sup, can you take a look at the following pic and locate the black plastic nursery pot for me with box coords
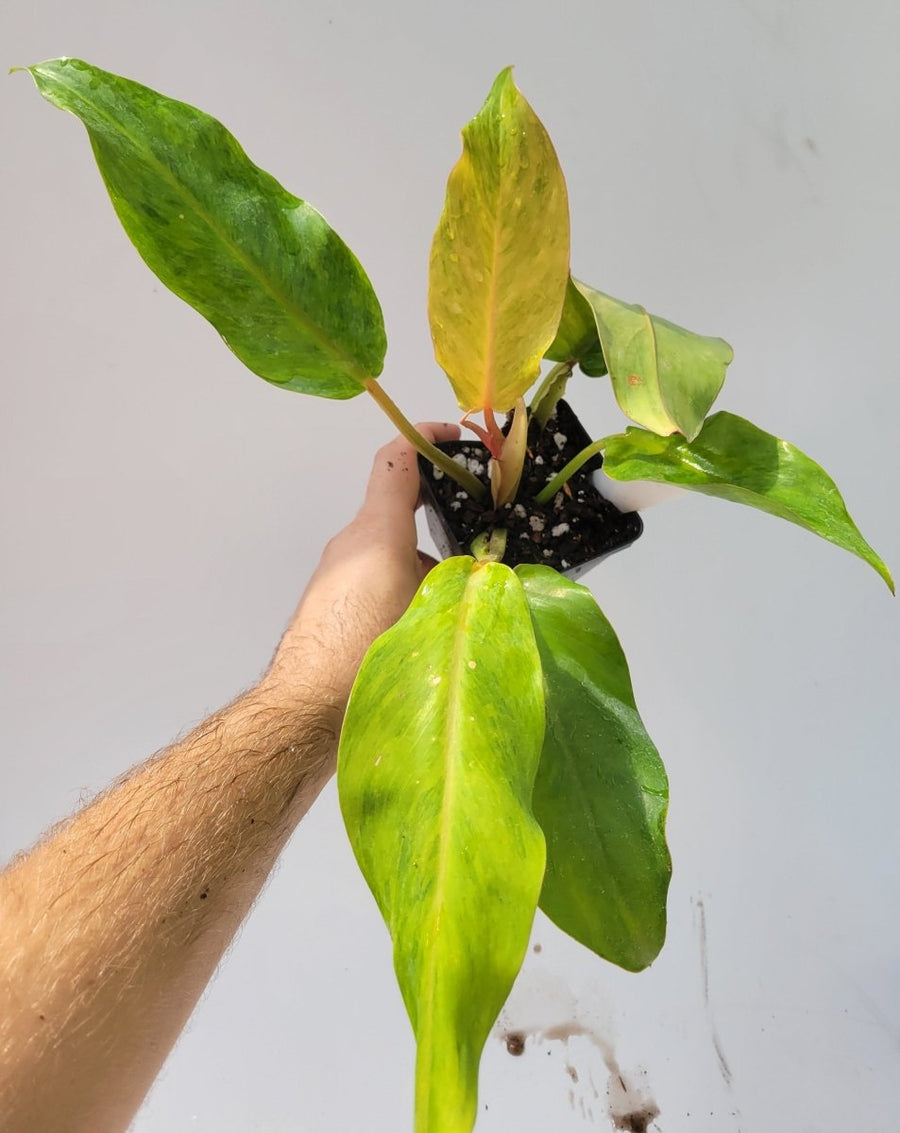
[418,400,643,580]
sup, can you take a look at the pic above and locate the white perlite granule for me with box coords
[553,432,567,450]
[529,515,545,532]
[432,468,444,480]
[551,522,570,537]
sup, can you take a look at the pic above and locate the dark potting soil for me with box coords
[418,400,642,578]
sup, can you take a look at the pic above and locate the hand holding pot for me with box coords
[263,421,460,725]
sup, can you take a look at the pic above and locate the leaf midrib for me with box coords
[418,569,476,1052]
[38,64,373,385]
[638,303,673,430]
[481,167,506,410]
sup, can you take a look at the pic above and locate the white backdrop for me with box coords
[2,2,898,1131]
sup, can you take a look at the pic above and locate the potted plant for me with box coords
[20,58,892,1133]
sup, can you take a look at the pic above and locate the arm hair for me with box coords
[0,678,338,1133]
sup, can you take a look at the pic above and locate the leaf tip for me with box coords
[859,539,894,594]
[483,65,518,110]
[14,58,66,86]
[677,423,702,444]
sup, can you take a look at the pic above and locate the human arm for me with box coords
[0,422,458,1133]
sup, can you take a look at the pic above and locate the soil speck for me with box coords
[505,1032,526,1056]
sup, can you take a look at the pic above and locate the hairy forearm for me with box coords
[0,675,339,1133]
[0,424,447,1133]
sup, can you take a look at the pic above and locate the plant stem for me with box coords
[363,379,488,501]
[529,360,573,429]
[470,528,508,563]
[533,434,621,505]
[481,406,506,457]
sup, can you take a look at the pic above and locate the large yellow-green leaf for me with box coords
[24,58,385,398]
[517,567,670,972]
[603,412,894,591]
[575,279,733,440]
[428,68,570,413]
[338,557,546,1133]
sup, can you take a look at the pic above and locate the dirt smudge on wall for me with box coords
[695,895,735,1089]
[499,1017,660,1130]
[494,950,660,1128]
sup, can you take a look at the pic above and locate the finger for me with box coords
[361,422,460,524]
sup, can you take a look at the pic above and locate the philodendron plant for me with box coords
[22,58,892,1133]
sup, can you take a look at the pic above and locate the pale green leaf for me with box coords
[575,280,733,440]
[338,557,546,1133]
[544,276,608,376]
[428,68,570,413]
[518,566,670,971]
[603,412,894,591]
[26,58,385,398]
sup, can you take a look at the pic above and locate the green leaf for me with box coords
[603,412,894,592]
[544,276,608,376]
[517,566,670,972]
[338,557,546,1133]
[428,68,570,413]
[575,280,734,440]
[25,57,385,398]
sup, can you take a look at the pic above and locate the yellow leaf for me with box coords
[428,69,570,413]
